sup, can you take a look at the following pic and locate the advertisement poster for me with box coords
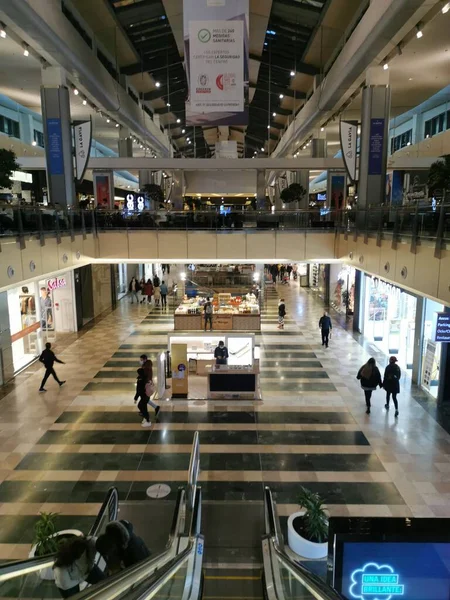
[340,120,358,182]
[368,118,385,175]
[184,0,249,125]
[46,118,64,176]
[93,172,113,208]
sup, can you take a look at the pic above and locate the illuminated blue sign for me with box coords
[349,563,404,600]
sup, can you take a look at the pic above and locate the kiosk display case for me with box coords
[174,293,260,331]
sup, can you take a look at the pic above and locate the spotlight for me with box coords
[267,125,270,129]
[23,44,29,57]
[383,62,389,70]
[155,81,161,88]
[82,99,87,105]
[182,129,185,133]
[73,88,79,95]
[443,2,450,13]
[0,23,6,38]
[106,118,110,123]
[416,25,423,38]
[261,147,264,152]
[279,94,284,99]
[32,140,37,146]
[320,127,324,132]
[115,123,120,128]
[177,118,181,123]
[272,112,276,117]
[290,70,295,77]
[167,102,171,107]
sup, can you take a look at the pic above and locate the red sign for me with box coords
[47,277,66,291]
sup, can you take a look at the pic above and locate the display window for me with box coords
[420,299,444,399]
[7,283,43,372]
[38,273,77,342]
[363,276,416,370]
[331,264,355,315]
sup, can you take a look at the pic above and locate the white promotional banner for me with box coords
[184,0,248,126]
[73,119,92,183]
[339,120,358,183]
[189,20,244,114]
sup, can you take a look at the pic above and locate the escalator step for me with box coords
[202,568,264,600]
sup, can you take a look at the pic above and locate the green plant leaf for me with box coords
[298,486,328,543]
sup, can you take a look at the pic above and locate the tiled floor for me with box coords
[0,277,450,559]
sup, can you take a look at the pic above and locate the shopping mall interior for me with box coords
[1,0,450,598]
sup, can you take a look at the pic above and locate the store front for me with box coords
[330,264,356,316]
[310,263,330,304]
[7,283,42,373]
[38,273,77,343]
[362,276,417,370]
[420,299,444,399]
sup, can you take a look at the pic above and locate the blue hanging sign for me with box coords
[46,118,64,175]
[435,312,450,342]
[368,118,385,175]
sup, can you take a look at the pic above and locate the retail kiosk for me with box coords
[174,293,260,331]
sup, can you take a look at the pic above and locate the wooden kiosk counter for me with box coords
[174,293,260,331]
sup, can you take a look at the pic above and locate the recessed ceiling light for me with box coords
[383,62,389,70]
[82,99,87,105]
[279,94,284,99]
[32,140,37,146]
[155,81,161,87]
[290,70,295,77]
[73,88,79,95]
[409,77,413,81]
[177,118,181,123]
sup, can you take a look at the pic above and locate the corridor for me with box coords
[0,280,449,559]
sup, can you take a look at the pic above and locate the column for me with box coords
[118,126,133,158]
[352,269,362,333]
[171,169,184,210]
[358,66,391,209]
[40,67,75,207]
[294,170,309,210]
[311,128,327,158]
[411,296,424,385]
[256,169,266,209]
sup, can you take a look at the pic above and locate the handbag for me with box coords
[145,380,155,397]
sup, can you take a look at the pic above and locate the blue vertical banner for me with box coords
[46,118,64,176]
[368,118,385,175]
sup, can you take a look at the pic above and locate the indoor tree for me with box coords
[280,182,307,205]
[142,183,165,206]
[428,155,450,200]
[0,149,20,189]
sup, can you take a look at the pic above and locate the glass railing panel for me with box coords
[153,563,188,600]
[276,556,317,600]
[0,564,61,599]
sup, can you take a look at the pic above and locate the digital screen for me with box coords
[210,373,255,392]
[339,542,450,600]
[220,205,231,215]
[317,193,327,201]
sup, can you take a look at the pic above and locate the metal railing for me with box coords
[263,486,345,600]
[1,205,450,245]
[187,431,200,510]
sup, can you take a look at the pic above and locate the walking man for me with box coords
[160,280,168,308]
[39,342,65,392]
[204,297,213,331]
[319,311,332,348]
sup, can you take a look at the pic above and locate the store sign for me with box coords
[125,193,146,212]
[74,119,92,183]
[350,563,404,599]
[340,120,358,183]
[47,277,67,291]
[435,312,450,342]
[184,0,248,125]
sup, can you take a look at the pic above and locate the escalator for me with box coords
[0,433,345,600]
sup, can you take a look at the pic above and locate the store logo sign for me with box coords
[349,563,404,600]
[47,277,67,291]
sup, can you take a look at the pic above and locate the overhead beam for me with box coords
[249,53,318,77]
[249,82,305,99]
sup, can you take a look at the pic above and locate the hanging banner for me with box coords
[339,120,358,183]
[93,171,114,208]
[368,118,385,175]
[73,119,92,183]
[184,0,249,126]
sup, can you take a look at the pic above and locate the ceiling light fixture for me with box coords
[272,112,276,117]
[106,118,110,123]
[290,70,295,77]
[267,125,270,129]
[155,81,161,88]
[22,44,29,57]
[383,62,389,70]
[416,25,423,38]
[261,147,264,152]
[115,123,120,128]
[182,129,185,133]
[73,88,79,95]
[320,127,324,132]
[82,99,87,105]
[167,102,171,107]
[0,23,6,38]
[32,140,37,146]
[177,118,181,123]
[279,94,284,99]
[443,2,450,13]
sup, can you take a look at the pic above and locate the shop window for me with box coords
[0,115,20,138]
[390,129,412,154]
[424,110,449,138]
[33,129,44,148]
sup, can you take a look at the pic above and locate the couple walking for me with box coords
[357,356,401,416]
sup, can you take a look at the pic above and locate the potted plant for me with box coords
[287,487,328,559]
[29,512,83,580]
[0,148,19,190]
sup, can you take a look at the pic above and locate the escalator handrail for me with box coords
[0,486,119,583]
[187,431,200,509]
[73,485,203,600]
[264,486,345,600]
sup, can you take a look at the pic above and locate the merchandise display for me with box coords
[174,292,260,331]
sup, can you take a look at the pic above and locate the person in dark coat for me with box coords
[357,357,382,414]
[278,299,286,329]
[96,520,150,574]
[39,342,65,392]
[319,311,332,348]
[383,356,401,417]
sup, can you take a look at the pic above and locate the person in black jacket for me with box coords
[39,342,65,392]
[96,520,150,574]
[278,299,286,329]
[319,311,332,348]
[357,357,382,414]
[383,356,401,417]
[134,368,151,427]
[214,341,229,365]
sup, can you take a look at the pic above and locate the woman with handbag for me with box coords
[140,355,160,418]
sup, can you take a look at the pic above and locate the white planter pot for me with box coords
[29,529,83,581]
[287,511,328,560]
